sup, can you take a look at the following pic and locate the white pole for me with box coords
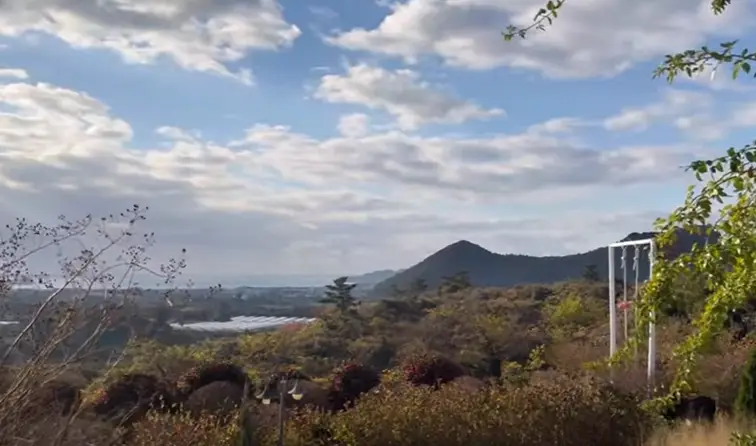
[647,241,656,397]
[608,246,617,358]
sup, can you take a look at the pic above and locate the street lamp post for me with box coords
[256,375,304,446]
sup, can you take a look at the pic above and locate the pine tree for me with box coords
[320,276,358,313]
[735,347,756,416]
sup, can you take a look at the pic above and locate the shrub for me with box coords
[544,293,605,339]
[88,373,174,426]
[401,353,465,388]
[127,411,240,446]
[287,373,651,446]
[175,362,250,400]
[735,347,756,417]
[21,379,81,419]
[183,381,246,421]
[327,362,381,411]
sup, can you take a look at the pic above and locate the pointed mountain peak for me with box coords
[438,240,491,255]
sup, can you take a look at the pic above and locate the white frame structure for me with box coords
[608,238,656,396]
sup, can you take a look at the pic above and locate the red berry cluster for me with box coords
[402,354,464,388]
[92,387,109,406]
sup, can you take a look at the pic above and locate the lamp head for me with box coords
[288,379,304,401]
[255,380,276,403]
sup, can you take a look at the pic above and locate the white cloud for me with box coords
[527,117,587,134]
[338,113,370,137]
[233,126,702,201]
[0,78,703,281]
[603,89,725,138]
[309,6,339,20]
[314,63,504,130]
[602,87,756,141]
[0,0,301,84]
[0,68,28,80]
[326,0,754,79]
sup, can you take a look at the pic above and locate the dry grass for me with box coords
[646,417,747,446]
[128,412,240,446]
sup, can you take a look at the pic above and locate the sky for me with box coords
[0,0,754,287]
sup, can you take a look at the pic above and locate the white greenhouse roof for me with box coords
[169,315,316,333]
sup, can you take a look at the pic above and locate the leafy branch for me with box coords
[502,0,564,41]
[504,0,756,409]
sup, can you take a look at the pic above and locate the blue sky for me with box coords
[0,0,753,286]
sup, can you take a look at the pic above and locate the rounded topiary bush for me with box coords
[327,362,381,411]
[402,353,465,389]
[89,373,174,426]
[175,362,250,401]
[183,380,246,421]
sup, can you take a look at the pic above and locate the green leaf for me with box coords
[733,176,745,191]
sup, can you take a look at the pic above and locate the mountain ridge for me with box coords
[372,228,716,295]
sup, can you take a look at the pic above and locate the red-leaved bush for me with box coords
[328,362,381,411]
[402,353,465,389]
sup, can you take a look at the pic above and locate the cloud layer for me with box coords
[0,0,751,284]
[0,77,695,281]
[328,0,754,78]
[0,0,301,83]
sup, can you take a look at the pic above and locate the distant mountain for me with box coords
[372,229,716,296]
[348,269,400,286]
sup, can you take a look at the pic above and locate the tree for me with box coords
[0,206,187,441]
[389,278,428,299]
[408,278,429,295]
[321,276,358,313]
[505,0,756,399]
[441,271,472,293]
[735,347,756,417]
[582,264,600,282]
[545,294,604,339]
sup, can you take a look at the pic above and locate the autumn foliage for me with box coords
[402,353,465,388]
[327,362,381,411]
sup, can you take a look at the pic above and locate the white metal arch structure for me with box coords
[608,238,656,396]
